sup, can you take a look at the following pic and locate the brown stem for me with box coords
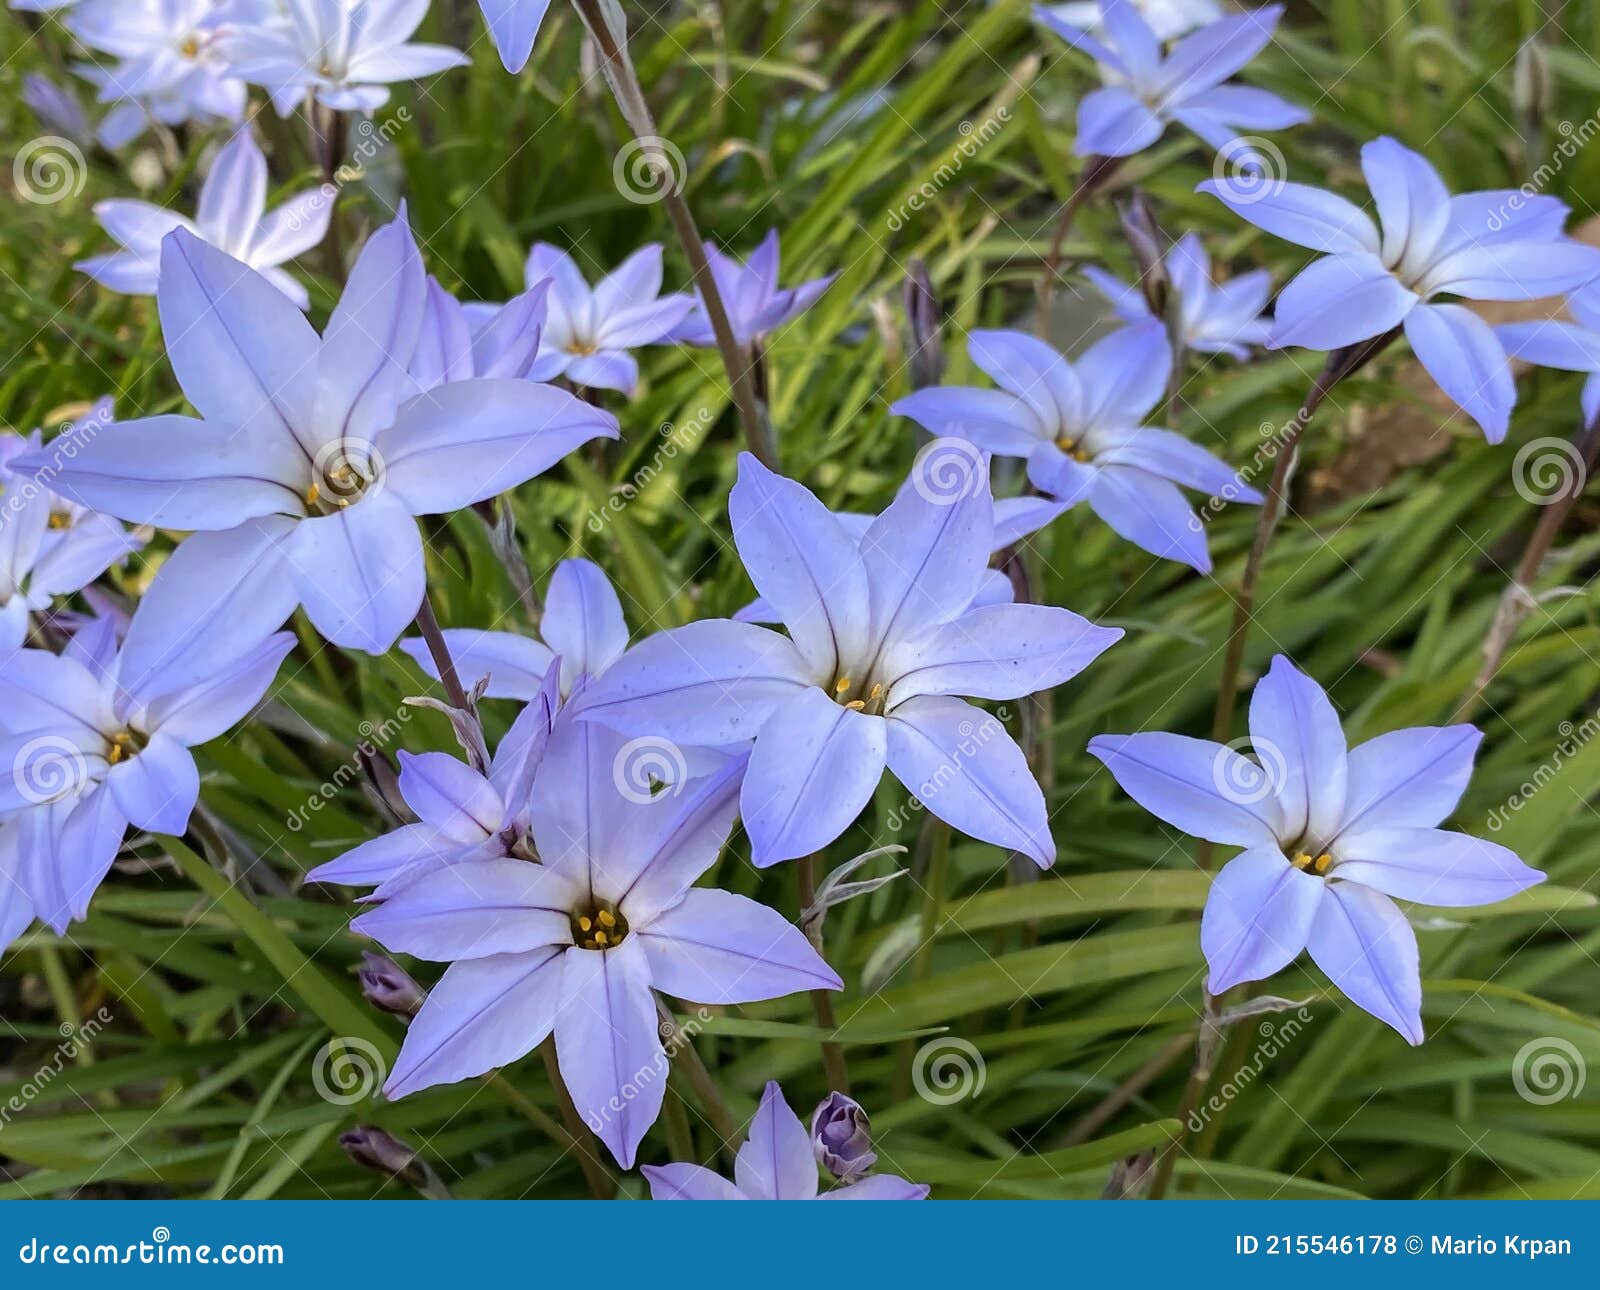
[1202,330,1400,836]
[654,999,741,1162]
[413,592,471,713]
[1058,1031,1195,1148]
[1036,153,1118,335]
[1457,411,1600,719]
[1147,993,1223,1199]
[535,1042,616,1198]
[796,852,851,1092]
[570,0,778,469]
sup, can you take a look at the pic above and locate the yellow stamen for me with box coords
[48,511,72,531]
[868,683,883,700]
[835,677,853,694]
[1291,851,1333,876]
[577,916,592,932]
[597,909,615,928]
[305,481,320,508]
[844,699,866,711]
[594,930,608,946]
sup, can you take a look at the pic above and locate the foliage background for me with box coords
[2,0,1600,1199]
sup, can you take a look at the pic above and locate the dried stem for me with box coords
[1036,153,1118,334]
[413,592,472,714]
[570,0,777,468]
[1457,411,1600,719]
[796,852,852,1092]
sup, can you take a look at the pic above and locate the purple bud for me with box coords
[903,258,945,391]
[1116,193,1168,317]
[358,952,425,1019]
[340,1126,428,1188]
[810,1092,877,1182]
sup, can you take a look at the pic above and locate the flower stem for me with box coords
[655,999,741,1161]
[1457,410,1600,720]
[413,592,472,713]
[1202,330,1400,834]
[1036,153,1118,335]
[569,0,778,470]
[532,1042,616,1198]
[796,852,852,1093]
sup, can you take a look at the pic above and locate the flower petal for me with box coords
[1075,85,1163,157]
[1246,655,1347,846]
[1087,731,1283,848]
[1085,465,1212,571]
[734,1081,818,1200]
[400,629,556,700]
[1361,136,1451,276]
[554,937,664,1168]
[543,558,629,689]
[1195,179,1380,256]
[1332,827,1543,908]
[106,732,199,835]
[288,491,424,654]
[743,687,887,867]
[641,1163,747,1201]
[396,750,502,842]
[890,387,1043,456]
[477,0,552,73]
[1305,882,1422,1044]
[1403,303,1514,442]
[577,621,813,747]
[1335,724,1481,839]
[353,858,574,961]
[885,695,1053,867]
[884,602,1122,706]
[1201,846,1324,993]
[385,949,565,1098]
[641,887,841,1003]
[379,379,617,513]
[729,453,871,679]
[967,330,1082,437]
[1270,252,1417,351]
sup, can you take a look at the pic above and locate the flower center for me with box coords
[306,448,381,515]
[1053,435,1092,463]
[570,901,628,950]
[1289,850,1333,878]
[47,510,73,531]
[830,675,886,716]
[564,339,599,356]
[180,35,201,59]
[105,729,147,766]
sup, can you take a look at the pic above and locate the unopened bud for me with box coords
[358,953,425,1019]
[810,1092,877,1182]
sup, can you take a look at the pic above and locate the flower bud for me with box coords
[810,1092,876,1182]
[357,952,425,1020]
[339,1126,429,1189]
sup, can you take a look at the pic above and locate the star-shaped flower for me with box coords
[1037,0,1307,157]
[353,749,841,1167]
[1201,135,1600,441]
[518,243,691,396]
[577,452,1122,867]
[77,129,330,305]
[643,1082,928,1200]
[1087,655,1544,1042]
[222,0,468,113]
[0,614,294,944]
[16,214,617,670]
[669,230,835,349]
[892,323,1261,572]
[1496,282,1600,424]
[1082,232,1273,358]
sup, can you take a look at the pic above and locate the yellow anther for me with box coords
[305,481,321,508]
[48,511,72,531]
[868,683,883,699]
[844,700,866,711]
[594,930,608,946]
[597,909,616,928]
[577,916,592,932]
[107,743,124,765]
[835,677,853,694]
